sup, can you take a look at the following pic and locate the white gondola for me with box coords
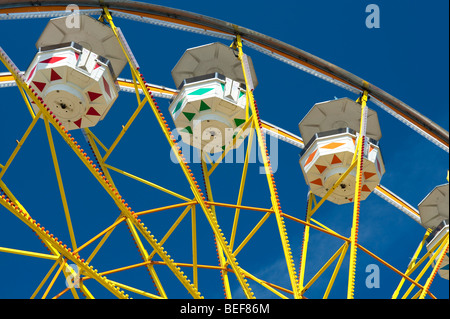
[298,97,385,205]
[419,183,449,280]
[169,42,257,153]
[24,15,127,130]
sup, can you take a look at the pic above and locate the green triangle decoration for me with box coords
[239,90,245,99]
[172,99,184,114]
[188,88,214,96]
[181,126,193,134]
[199,100,211,111]
[234,118,246,127]
[182,112,196,121]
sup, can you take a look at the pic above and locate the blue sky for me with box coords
[0,0,448,299]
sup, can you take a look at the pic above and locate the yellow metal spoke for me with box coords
[44,117,77,250]
[191,205,198,290]
[201,155,232,298]
[230,122,255,251]
[233,212,271,257]
[323,242,349,299]
[392,230,431,299]
[235,34,299,298]
[347,91,369,299]
[0,110,42,179]
[301,243,349,296]
[298,193,313,293]
[31,257,62,299]
[104,163,191,202]
[0,246,58,260]
[419,238,448,299]
[102,7,253,298]
[102,95,148,162]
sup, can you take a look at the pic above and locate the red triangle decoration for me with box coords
[87,91,102,102]
[32,81,46,92]
[40,56,66,64]
[94,63,101,70]
[310,178,323,186]
[74,118,82,128]
[50,69,62,81]
[86,107,101,116]
[74,52,79,61]
[361,185,371,192]
[103,77,111,98]
[27,65,37,81]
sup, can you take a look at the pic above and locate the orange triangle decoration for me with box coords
[322,142,345,149]
[331,155,342,164]
[305,149,317,166]
[310,178,323,186]
[361,185,371,192]
[363,172,376,180]
[315,164,327,174]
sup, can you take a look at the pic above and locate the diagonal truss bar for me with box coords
[0,109,41,179]
[44,118,77,250]
[1,45,202,299]
[102,7,255,299]
[235,35,300,299]
[0,188,128,298]
[200,154,232,299]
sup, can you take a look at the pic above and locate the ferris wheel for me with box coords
[0,1,448,301]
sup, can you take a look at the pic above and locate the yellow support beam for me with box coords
[0,110,41,179]
[230,122,255,251]
[301,243,349,295]
[298,193,313,293]
[324,242,349,299]
[191,205,198,290]
[233,212,271,257]
[102,95,148,162]
[347,90,369,299]
[103,163,191,202]
[0,246,58,260]
[392,230,431,299]
[419,236,448,299]
[201,155,232,299]
[44,117,77,250]
[235,34,299,299]
[102,7,253,299]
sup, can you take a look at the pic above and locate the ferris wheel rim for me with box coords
[0,1,446,300]
[0,0,448,151]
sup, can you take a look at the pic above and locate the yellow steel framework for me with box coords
[0,7,447,299]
